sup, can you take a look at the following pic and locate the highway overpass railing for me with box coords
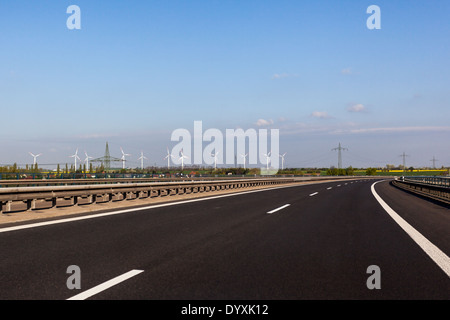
[392,176,450,205]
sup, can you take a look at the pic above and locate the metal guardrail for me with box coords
[0,175,375,188]
[0,177,257,188]
[0,178,295,214]
[393,177,450,205]
[401,176,450,188]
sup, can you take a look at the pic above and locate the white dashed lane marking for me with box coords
[267,204,291,214]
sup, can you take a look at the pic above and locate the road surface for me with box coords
[0,178,448,301]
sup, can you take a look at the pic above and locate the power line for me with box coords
[345,150,386,166]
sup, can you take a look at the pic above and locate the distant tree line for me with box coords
[365,168,378,176]
[1,163,448,178]
[326,167,355,176]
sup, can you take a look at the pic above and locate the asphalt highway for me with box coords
[0,178,448,300]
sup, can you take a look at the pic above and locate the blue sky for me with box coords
[1,0,449,169]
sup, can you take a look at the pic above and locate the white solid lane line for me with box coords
[67,269,144,300]
[309,192,319,197]
[371,181,450,278]
[267,204,291,214]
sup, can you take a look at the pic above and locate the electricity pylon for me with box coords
[399,152,410,169]
[430,156,438,169]
[332,143,348,169]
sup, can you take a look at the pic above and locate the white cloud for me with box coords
[341,68,361,76]
[277,121,357,136]
[256,119,274,127]
[332,126,450,135]
[341,68,353,75]
[272,73,298,80]
[77,133,120,139]
[311,111,332,119]
[347,103,366,113]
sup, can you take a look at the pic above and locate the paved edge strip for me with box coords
[371,180,450,278]
[67,269,144,300]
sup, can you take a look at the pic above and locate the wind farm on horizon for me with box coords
[0,142,447,178]
[3,142,289,174]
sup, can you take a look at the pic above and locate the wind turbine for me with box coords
[120,147,131,169]
[280,152,287,170]
[263,151,271,170]
[84,151,93,168]
[29,152,42,165]
[70,149,81,169]
[164,147,175,169]
[240,153,248,170]
[138,151,148,170]
[179,149,189,171]
[211,151,220,170]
